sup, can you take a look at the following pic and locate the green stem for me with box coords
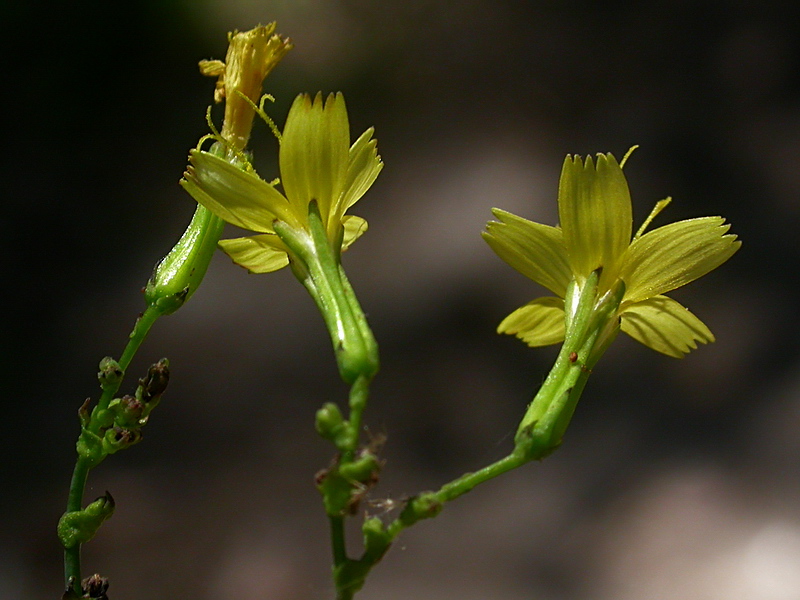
[97,306,161,412]
[274,203,379,385]
[339,273,627,597]
[63,306,161,593]
[63,457,92,592]
[330,515,348,568]
[337,585,356,600]
[344,376,370,460]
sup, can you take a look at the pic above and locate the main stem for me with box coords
[63,306,160,593]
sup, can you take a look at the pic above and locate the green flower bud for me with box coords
[97,357,123,389]
[361,517,391,562]
[398,492,442,527]
[315,402,346,441]
[339,451,380,483]
[108,395,146,428]
[144,205,225,316]
[58,492,115,549]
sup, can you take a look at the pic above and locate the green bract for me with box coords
[484,152,741,358]
[181,92,382,273]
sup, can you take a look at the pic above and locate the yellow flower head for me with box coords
[483,152,741,358]
[181,92,383,273]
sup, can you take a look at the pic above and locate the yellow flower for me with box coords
[483,152,741,358]
[181,92,382,273]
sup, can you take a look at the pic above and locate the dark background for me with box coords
[4,1,800,599]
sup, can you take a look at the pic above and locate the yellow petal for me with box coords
[620,217,741,303]
[558,153,632,284]
[483,209,571,297]
[279,92,349,226]
[219,234,289,273]
[334,128,383,222]
[182,150,297,232]
[341,215,368,250]
[620,295,714,358]
[498,296,566,347]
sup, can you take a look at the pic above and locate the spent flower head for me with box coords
[145,24,291,316]
[484,151,741,359]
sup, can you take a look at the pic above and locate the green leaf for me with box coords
[620,295,714,357]
[219,235,290,273]
[558,153,632,283]
[483,209,571,297]
[620,217,741,303]
[183,150,297,231]
[498,296,566,347]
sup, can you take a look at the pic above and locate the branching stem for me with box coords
[63,306,161,593]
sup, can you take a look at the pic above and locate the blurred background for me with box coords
[4,1,800,598]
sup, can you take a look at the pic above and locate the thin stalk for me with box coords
[63,306,161,593]
[342,274,624,596]
[329,515,348,567]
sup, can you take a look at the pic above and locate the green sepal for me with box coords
[58,492,115,549]
[102,426,143,455]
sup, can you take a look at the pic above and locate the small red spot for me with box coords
[569,351,578,363]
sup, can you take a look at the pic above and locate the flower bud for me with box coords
[144,205,225,316]
[315,402,346,441]
[339,450,380,483]
[109,395,146,428]
[97,357,123,389]
[58,492,115,549]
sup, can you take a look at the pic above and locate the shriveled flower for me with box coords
[483,152,740,358]
[182,92,382,273]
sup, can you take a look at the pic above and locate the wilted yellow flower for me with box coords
[484,152,740,358]
[181,92,382,274]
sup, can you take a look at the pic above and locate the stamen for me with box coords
[619,145,639,169]
[232,91,283,143]
[634,197,672,240]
